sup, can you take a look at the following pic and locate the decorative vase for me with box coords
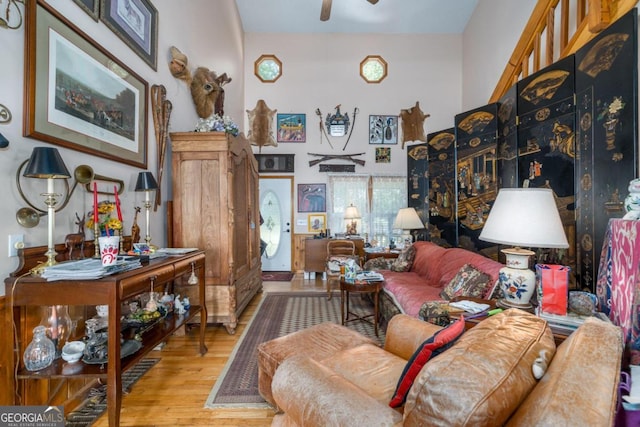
[40,305,73,358]
[23,325,56,371]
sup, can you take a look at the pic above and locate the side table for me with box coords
[340,279,383,336]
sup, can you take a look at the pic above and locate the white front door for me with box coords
[259,177,293,271]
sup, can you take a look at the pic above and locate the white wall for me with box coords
[0,0,541,291]
[462,0,537,109]
[244,32,463,234]
[0,0,244,293]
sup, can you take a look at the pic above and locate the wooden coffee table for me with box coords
[340,278,383,336]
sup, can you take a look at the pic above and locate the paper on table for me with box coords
[448,300,490,314]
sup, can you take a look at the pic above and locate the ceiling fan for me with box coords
[321,0,379,22]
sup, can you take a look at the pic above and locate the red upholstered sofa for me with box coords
[369,241,503,321]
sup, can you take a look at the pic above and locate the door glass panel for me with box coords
[260,190,282,258]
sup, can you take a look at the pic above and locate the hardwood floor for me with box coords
[92,273,326,427]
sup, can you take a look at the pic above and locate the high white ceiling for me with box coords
[235,0,479,34]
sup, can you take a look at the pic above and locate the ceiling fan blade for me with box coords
[320,0,331,21]
[367,0,379,4]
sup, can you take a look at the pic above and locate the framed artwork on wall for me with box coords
[73,0,99,21]
[100,0,158,70]
[255,154,295,173]
[298,184,326,212]
[376,147,391,163]
[24,0,148,169]
[277,113,306,142]
[308,213,326,232]
[369,115,398,144]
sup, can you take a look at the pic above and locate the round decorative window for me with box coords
[360,55,388,83]
[254,54,282,83]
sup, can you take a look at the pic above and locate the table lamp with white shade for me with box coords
[344,204,361,235]
[479,188,569,309]
[393,207,425,245]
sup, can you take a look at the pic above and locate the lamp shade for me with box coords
[344,204,361,220]
[393,207,425,230]
[479,188,568,249]
[23,147,70,179]
[135,172,158,191]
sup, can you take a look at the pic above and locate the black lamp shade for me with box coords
[23,147,70,178]
[135,171,158,191]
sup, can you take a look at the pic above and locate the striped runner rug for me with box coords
[205,291,385,409]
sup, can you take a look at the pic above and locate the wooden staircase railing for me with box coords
[489,0,638,103]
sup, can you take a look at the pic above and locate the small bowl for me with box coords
[61,341,85,363]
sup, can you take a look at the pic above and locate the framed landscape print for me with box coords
[298,183,326,212]
[277,113,306,142]
[101,0,158,70]
[24,1,148,168]
[369,115,398,144]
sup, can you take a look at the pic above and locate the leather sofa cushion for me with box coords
[321,343,407,404]
[506,316,623,426]
[403,309,556,427]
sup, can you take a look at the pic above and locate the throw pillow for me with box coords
[440,264,491,300]
[327,255,360,273]
[389,316,465,408]
[390,244,417,272]
[418,301,451,327]
[363,256,394,271]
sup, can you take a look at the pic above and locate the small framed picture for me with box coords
[376,147,391,163]
[369,115,398,144]
[277,113,306,142]
[298,183,326,212]
[308,213,326,233]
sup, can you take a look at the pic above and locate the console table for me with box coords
[4,251,207,427]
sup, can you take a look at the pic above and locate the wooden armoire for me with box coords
[171,131,262,334]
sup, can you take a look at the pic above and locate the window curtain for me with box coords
[371,176,407,246]
[328,175,368,236]
[328,175,406,246]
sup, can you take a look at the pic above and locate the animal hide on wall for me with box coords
[246,99,277,152]
[400,101,430,148]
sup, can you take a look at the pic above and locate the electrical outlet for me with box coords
[8,234,24,257]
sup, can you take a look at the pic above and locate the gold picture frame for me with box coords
[308,213,326,233]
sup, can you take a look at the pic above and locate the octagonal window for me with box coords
[254,54,282,83]
[360,55,388,83]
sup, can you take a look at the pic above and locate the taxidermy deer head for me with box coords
[169,46,232,119]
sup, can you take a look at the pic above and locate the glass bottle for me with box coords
[40,305,72,358]
[23,325,55,371]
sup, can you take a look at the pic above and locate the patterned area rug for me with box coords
[205,291,385,409]
[65,358,160,427]
[261,271,295,281]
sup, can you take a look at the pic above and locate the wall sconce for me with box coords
[135,171,158,245]
[23,147,71,267]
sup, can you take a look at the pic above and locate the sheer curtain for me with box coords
[328,175,406,246]
[328,175,368,236]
